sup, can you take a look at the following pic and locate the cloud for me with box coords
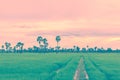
[13,25,34,29]
[26,28,120,37]
[0,0,120,21]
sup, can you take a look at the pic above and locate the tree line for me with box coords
[0,35,120,53]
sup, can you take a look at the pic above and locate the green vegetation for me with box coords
[0,53,81,80]
[0,35,120,53]
[0,53,120,80]
[84,53,120,80]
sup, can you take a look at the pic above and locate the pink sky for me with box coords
[0,0,120,49]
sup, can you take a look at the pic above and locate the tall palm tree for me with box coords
[5,42,11,52]
[20,42,24,51]
[43,38,47,43]
[43,38,48,49]
[37,36,43,48]
[55,36,61,53]
[56,36,61,47]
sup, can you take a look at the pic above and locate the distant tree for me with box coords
[94,46,97,52]
[10,47,12,51]
[99,47,105,52]
[76,46,80,52]
[73,46,80,52]
[1,45,5,53]
[33,46,39,52]
[86,45,89,51]
[16,42,24,53]
[43,38,48,49]
[37,36,43,49]
[55,36,61,53]
[88,48,94,52]
[101,47,104,51]
[55,46,60,51]
[107,48,112,52]
[1,45,4,49]
[49,47,54,52]
[81,48,87,52]
[0,35,118,53]
[28,47,33,52]
[5,42,11,52]
[13,46,16,53]
[73,46,76,51]
[56,36,61,47]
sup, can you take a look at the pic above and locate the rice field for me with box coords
[0,53,119,80]
[84,53,120,80]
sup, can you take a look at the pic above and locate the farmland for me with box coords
[84,53,120,80]
[0,53,120,80]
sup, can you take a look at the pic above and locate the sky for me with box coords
[0,0,120,49]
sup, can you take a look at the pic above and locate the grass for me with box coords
[0,53,81,80]
[84,53,120,80]
[0,53,120,80]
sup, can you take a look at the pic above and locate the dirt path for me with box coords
[73,57,89,80]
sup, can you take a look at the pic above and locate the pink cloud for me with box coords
[0,0,120,21]
[26,26,120,37]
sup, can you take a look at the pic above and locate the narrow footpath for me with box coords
[73,57,89,80]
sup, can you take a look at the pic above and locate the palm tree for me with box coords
[16,42,24,53]
[73,45,76,52]
[56,36,61,47]
[43,38,47,44]
[55,36,61,53]
[37,36,43,48]
[5,42,11,52]
[20,42,24,51]
[43,38,48,49]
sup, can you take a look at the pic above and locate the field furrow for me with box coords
[84,54,120,80]
[88,58,110,80]
[48,58,73,80]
